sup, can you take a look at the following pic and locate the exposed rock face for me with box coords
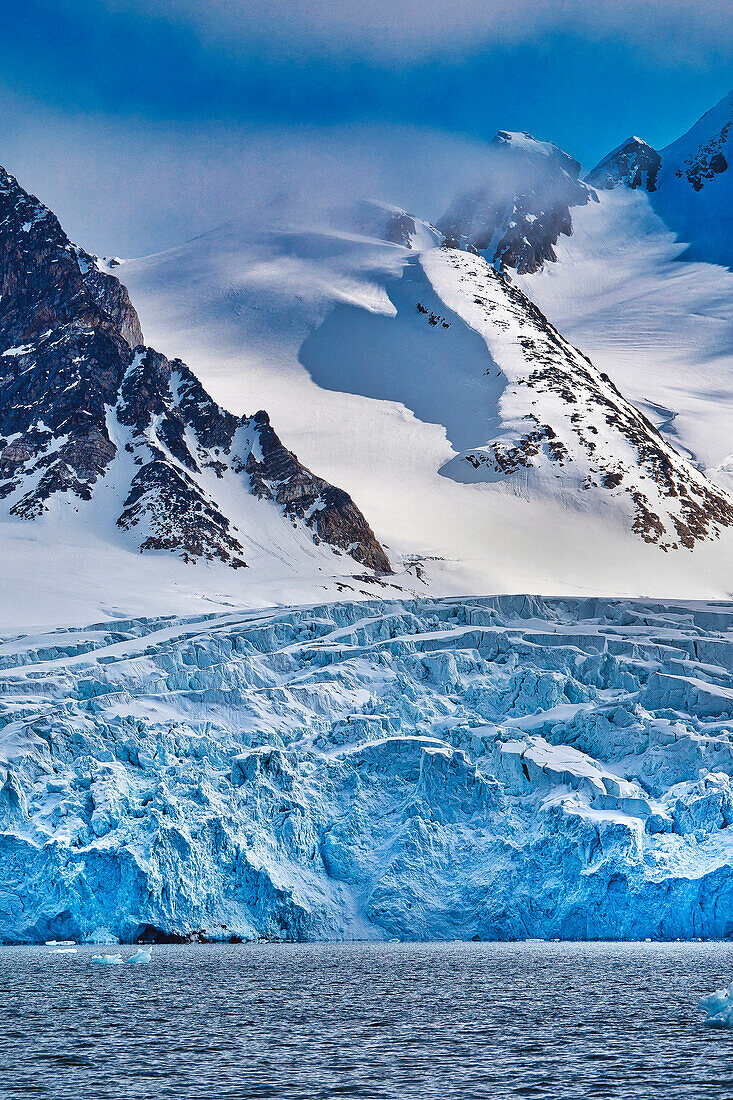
[586,137,662,192]
[437,131,596,274]
[73,248,144,347]
[0,165,390,573]
[0,166,133,515]
[384,210,420,248]
[246,411,392,573]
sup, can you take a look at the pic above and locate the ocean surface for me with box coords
[1,941,733,1099]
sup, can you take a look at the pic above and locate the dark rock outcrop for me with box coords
[438,131,596,274]
[586,137,662,192]
[0,165,390,573]
[246,411,391,573]
[73,248,144,347]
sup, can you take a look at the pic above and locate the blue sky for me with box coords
[1,0,731,253]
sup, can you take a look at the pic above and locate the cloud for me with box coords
[2,0,731,260]
[94,0,733,64]
[0,93,504,255]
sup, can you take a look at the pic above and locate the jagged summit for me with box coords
[437,130,596,273]
[0,164,390,574]
[590,91,732,199]
[586,137,662,192]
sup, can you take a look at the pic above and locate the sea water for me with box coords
[1,941,732,1099]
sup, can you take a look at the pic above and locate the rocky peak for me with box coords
[0,167,142,349]
[0,164,390,574]
[437,131,596,274]
[586,137,662,192]
[591,91,733,267]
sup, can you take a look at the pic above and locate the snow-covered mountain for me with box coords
[0,164,391,611]
[511,94,733,520]
[585,90,733,268]
[424,246,732,550]
[115,202,733,619]
[437,130,596,273]
[3,93,733,630]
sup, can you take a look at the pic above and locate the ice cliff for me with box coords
[3,595,733,944]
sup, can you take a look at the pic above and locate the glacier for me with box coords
[3,594,733,945]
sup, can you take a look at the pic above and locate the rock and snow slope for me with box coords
[423,247,732,549]
[513,184,733,498]
[0,163,390,613]
[3,594,733,943]
[119,210,733,612]
[650,90,733,270]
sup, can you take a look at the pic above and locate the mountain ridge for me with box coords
[582,89,733,267]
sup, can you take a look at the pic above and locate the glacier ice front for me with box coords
[2,595,733,944]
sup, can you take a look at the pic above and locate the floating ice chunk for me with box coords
[52,948,77,954]
[91,953,124,965]
[84,928,120,945]
[45,940,75,946]
[698,982,733,1027]
[127,947,152,964]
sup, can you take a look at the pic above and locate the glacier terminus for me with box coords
[3,595,733,946]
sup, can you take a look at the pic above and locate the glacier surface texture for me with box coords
[3,595,733,944]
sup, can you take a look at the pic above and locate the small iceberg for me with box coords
[53,948,77,955]
[127,947,152,964]
[698,982,733,1027]
[91,953,124,965]
[84,928,120,946]
[45,940,75,946]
